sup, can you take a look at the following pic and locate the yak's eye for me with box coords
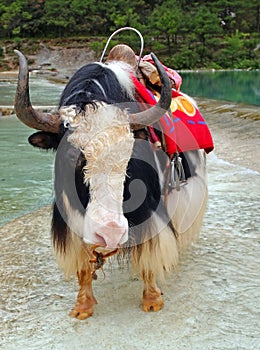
[63,119,73,129]
[64,121,70,129]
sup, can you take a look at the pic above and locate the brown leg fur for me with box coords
[69,249,97,320]
[142,272,164,312]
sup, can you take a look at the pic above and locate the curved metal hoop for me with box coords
[100,27,144,67]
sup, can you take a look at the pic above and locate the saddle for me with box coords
[133,62,214,156]
[106,44,214,191]
[134,64,214,192]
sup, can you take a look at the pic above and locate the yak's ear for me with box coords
[28,131,60,150]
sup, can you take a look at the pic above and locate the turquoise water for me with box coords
[0,116,54,225]
[181,70,260,106]
[0,71,259,106]
[0,75,64,106]
[0,75,63,225]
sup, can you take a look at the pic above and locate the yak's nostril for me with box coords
[95,221,127,249]
[83,212,129,249]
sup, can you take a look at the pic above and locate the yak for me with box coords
[14,48,208,320]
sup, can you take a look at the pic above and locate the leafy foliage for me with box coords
[0,0,259,69]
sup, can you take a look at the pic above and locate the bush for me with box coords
[235,58,260,69]
[207,62,223,70]
[13,37,22,49]
[169,48,200,70]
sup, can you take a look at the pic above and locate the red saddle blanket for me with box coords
[132,75,214,154]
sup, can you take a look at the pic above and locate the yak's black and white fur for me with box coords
[27,59,207,317]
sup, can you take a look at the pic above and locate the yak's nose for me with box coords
[83,215,128,249]
[95,221,128,248]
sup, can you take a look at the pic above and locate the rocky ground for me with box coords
[0,38,100,71]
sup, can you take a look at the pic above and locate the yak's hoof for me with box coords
[142,294,164,312]
[69,305,95,320]
[69,297,97,320]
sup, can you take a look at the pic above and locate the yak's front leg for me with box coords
[142,272,164,312]
[70,250,97,320]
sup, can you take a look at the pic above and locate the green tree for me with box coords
[215,0,260,34]
[222,33,243,67]
[22,0,45,37]
[70,0,108,35]
[192,4,223,65]
[108,0,147,30]
[43,0,76,37]
[0,0,32,37]
[148,0,182,56]
[0,0,259,69]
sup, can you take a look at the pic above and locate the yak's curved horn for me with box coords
[14,50,61,133]
[130,52,172,130]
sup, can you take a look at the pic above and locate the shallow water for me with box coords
[1,101,259,349]
[0,75,64,106]
[0,116,54,225]
[1,70,259,107]
[181,70,260,106]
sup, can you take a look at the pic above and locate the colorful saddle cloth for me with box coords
[132,74,214,155]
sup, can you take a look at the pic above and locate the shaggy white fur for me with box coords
[60,103,134,248]
[105,61,135,100]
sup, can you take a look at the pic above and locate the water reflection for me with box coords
[181,70,260,106]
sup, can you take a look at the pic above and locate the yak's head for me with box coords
[14,49,172,249]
